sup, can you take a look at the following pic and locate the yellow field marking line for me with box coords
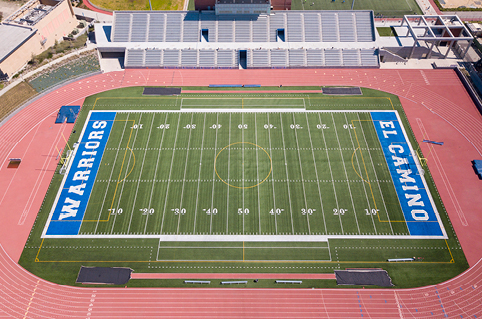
[35,238,44,262]
[445,239,454,263]
[351,148,370,183]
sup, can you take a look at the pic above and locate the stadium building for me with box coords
[95,10,380,69]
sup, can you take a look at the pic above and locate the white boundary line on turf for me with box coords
[43,234,447,240]
[90,109,400,114]
[43,109,447,240]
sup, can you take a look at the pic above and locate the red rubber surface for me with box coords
[0,69,481,318]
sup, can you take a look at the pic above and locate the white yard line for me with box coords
[177,113,194,234]
[267,113,278,235]
[111,113,143,234]
[226,114,231,234]
[344,113,377,235]
[318,113,344,234]
[255,113,261,235]
[357,113,394,235]
[292,113,311,235]
[279,113,295,235]
[330,113,361,235]
[160,113,182,233]
[144,113,169,234]
[242,112,245,234]
[210,113,219,234]
[193,114,206,234]
[127,114,156,234]
[305,113,328,235]
[95,114,129,233]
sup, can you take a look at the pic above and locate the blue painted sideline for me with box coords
[45,111,116,235]
[370,111,444,236]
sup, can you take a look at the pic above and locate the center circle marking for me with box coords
[214,142,272,189]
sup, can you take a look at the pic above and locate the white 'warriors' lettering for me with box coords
[88,131,105,140]
[92,120,107,129]
[68,183,86,196]
[59,197,81,220]
[73,170,91,181]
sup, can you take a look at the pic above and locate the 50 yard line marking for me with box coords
[226,114,231,234]
[255,113,261,234]
[242,112,245,234]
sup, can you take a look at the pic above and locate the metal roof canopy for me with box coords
[401,15,473,59]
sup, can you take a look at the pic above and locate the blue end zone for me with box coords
[46,112,116,235]
[371,112,443,236]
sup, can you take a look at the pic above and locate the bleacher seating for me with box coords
[181,49,198,67]
[252,49,269,68]
[217,49,235,68]
[252,15,268,42]
[287,13,303,42]
[289,49,305,67]
[271,49,287,67]
[304,13,320,42]
[111,11,375,44]
[199,50,215,68]
[235,17,251,42]
[324,49,342,66]
[183,12,200,42]
[342,49,359,66]
[110,11,379,69]
[126,49,144,66]
[218,15,234,42]
[321,12,339,42]
[148,13,165,42]
[360,49,379,66]
[163,49,180,67]
[338,12,356,42]
[165,13,182,42]
[131,13,148,42]
[306,49,324,67]
[112,12,131,42]
[145,49,162,67]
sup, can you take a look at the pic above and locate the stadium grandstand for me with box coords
[94,10,379,69]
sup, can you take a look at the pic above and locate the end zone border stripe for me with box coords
[42,111,116,236]
[370,111,446,237]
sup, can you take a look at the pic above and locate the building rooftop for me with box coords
[0,24,36,63]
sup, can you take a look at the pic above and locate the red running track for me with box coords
[0,68,481,317]
[1,244,482,318]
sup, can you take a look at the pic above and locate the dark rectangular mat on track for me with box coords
[76,266,133,285]
[335,269,394,287]
[143,87,181,95]
[55,105,80,124]
[322,87,362,95]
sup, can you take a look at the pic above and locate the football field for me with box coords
[43,105,445,239]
